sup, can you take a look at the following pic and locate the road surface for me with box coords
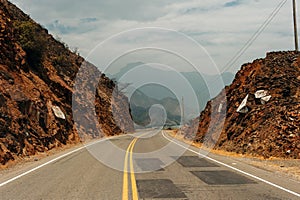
[0,130,299,199]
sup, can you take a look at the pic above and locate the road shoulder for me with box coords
[164,130,300,182]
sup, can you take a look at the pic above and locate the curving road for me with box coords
[0,130,299,200]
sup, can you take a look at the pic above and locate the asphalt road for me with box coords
[0,130,299,200]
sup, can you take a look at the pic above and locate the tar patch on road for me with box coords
[136,179,187,199]
[135,158,165,171]
[191,170,257,185]
[174,156,219,167]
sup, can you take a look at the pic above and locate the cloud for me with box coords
[46,18,99,35]
[47,20,76,34]
[80,18,98,23]
[10,0,296,74]
[224,0,243,7]
[11,0,179,22]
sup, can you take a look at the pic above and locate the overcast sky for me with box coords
[10,0,298,73]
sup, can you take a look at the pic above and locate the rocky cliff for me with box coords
[0,0,134,165]
[184,51,300,159]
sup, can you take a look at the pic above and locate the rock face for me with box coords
[0,0,133,165]
[185,51,300,159]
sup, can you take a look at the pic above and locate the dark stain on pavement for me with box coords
[190,170,257,185]
[175,156,219,168]
[136,179,187,199]
[135,158,165,171]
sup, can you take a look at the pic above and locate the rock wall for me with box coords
[184,51,300,159]
[0,0,134,165]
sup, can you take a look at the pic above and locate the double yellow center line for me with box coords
[122,137,139,200]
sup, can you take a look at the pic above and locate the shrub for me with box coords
[14,21,47,70]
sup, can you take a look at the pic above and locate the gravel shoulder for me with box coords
[167,130,300,182]
[0,141,85,183]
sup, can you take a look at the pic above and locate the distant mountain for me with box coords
[107,62,234,119]
[107,62,145,82]
[181,71,234,110]
[129,87,181,127]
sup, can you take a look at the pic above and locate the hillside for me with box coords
[108,62,234,116]
[182,51,300,159]
[129,89,181,127]
[0,0,133,165]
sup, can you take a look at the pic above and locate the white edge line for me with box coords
[162,131,300,198]
[0,134,128,187]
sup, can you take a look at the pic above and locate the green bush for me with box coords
[52,54,72,68]
[14,21,47,69]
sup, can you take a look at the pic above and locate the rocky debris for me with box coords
[237,94,249,113]
[51,106,66,120]
[254,90,272,105]
[254,90,268,99]
[183,51,300,159]
[0,0,133,165]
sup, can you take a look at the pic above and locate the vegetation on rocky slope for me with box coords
[0,0,133,165]
[182,51,300,159]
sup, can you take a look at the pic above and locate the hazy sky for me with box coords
[10,0,298,73]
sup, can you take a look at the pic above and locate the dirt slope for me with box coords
[0,0,133,165]
[183,51,300,159]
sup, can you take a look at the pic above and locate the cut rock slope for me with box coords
[184,51,300,159]
[0,0,133,165]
